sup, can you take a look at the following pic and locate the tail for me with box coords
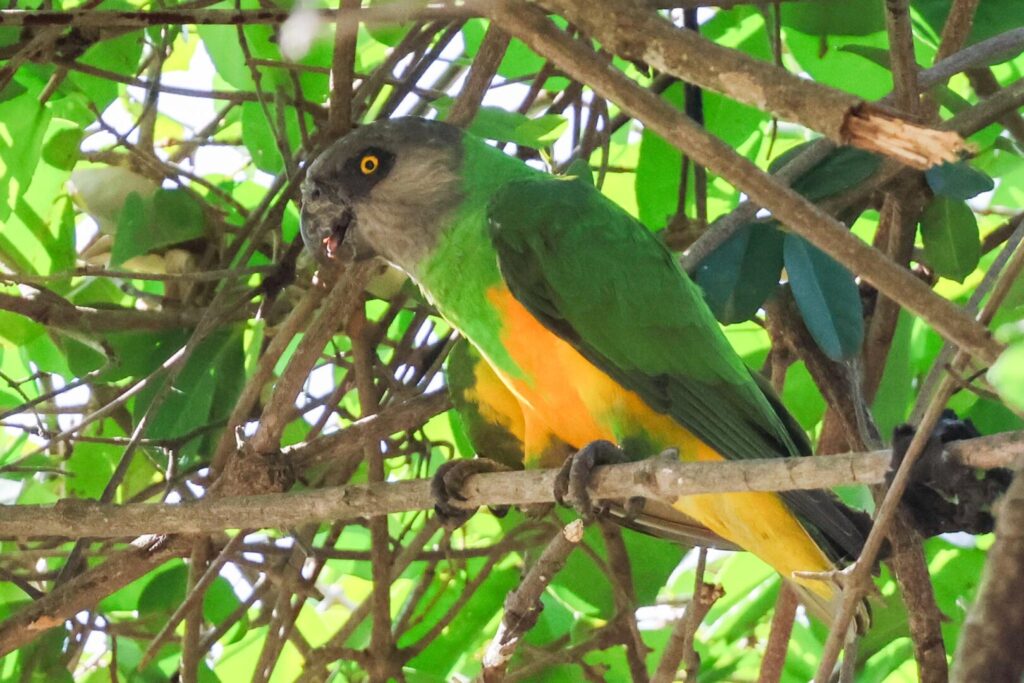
[789,573,872,635]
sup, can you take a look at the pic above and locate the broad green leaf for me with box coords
[443,105,567,148]
[204,576,242,624]
[784,28,892,100]
[695,222,784,324]
[914,0,1024,48]
[781,361,827,430]
[41,126,83,172]
[925,161,995,200]
[782,0,885,36]
[67,29,144,113]
[240,101,307,174]
[770,144,882,202]
[110,189,206,266]
[636,73,765,228]
[919,196,980,283]
[0,91,51,224]
[837,44,891,69]
[871,310,914,435]
[988,323,1024,412]
[784,234,865,360]
[138,562,188,619]
[462,18,545,80]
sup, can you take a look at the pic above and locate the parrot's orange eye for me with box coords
[360,154,380,175]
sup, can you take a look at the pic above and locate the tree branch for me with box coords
[482,520,584,681]
[542,0,964,168]
[951,456,1024,681]
[1,433,1018,539]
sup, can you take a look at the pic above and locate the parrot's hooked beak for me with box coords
[300,196,357,265]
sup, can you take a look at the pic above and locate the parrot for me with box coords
[300,116,871,626]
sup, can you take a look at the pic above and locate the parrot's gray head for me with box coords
[301,117,464,272]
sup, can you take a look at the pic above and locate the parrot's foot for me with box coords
[792,564,882,600]
[431,458,512,529]
[553,440,629,522]
[892,410,1012,537]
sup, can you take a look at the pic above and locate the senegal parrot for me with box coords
[300,116,870,626]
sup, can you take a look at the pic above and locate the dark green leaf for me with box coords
[0,80,27,103]
[837,44,890,69]
[782,0,885,35]
[925,161,994,200]
[914,0,1024,48]
[919,196,980,282]
[770,144,882,202]
[138,562,188,619]
[132,326,244,462]
[695,222,784,324]
[110,189,206,266]
[784,235,865,360]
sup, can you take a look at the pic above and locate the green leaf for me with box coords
[695,222,784,324]
[132,326,244,463]
[636,78,766,229]
[110,189,206,266]
[784,28,892,99]
[782,0,885,35]
[41,126,84,171]
[67,29,144,113]
[240,101,307,174]
[0,80,27,103]
[919,196,980,283]
[204,577,242,623]
[0,92,51,223]
[138,562,188,619]
[988,324,1024,412]
[837,44,890,69]
[770,144,882,202]
[450,106,567,148]
[925,161,995,200]
[784,234,864,360]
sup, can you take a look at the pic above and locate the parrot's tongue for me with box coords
[322,209,353,260]
[322,233,340,259]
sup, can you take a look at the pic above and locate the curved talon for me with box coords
[553,440,629,522]
[431,458,512,529]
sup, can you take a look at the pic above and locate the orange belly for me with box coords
[482,286,836,598]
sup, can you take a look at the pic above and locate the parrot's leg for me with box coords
[431,457,513,528]
[553,440,644,522]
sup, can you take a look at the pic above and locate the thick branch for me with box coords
[0,291,239,333]
[2,433,1018,539]
[543,0,964,168]
[482,520,584,680]
[951,458,1024,681]
[0,2,813,27]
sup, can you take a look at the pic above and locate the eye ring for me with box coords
[360,154,380,175]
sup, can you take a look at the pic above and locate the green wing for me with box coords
[487,177,867,560]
